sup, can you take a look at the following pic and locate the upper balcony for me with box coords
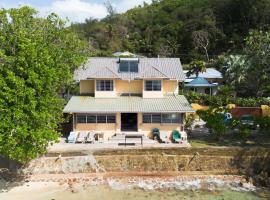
[79,79,179,98]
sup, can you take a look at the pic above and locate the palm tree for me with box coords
[186,60,206,78]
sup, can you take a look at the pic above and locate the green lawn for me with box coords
[189,130,270,148]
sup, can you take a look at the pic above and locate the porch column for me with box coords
[116,113,121,133]
[72,113,76,131]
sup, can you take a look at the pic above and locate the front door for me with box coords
[121,113,138,132]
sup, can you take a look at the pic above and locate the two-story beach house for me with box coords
[63,57,194,140]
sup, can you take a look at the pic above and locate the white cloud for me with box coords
[0,0,153,23]
[39,0,107,22]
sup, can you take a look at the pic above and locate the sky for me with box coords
[0,0,152,23]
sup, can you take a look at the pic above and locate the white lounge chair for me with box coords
[159,131,170,143]
[86,131,96,143]
[180,131,188,143]
[76,131,88,143]
[67,131,79,143]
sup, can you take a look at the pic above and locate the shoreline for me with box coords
[2,173,257,191]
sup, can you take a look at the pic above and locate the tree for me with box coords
[104,0,117,20]
[222,30,270,97]
[0,7,88,163]
[197,107,228,140]
[244,30,270,97]
[186,60,206,78]
[192,30,210,61]
[222,55,248,95]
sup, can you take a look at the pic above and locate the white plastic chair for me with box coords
[76,131,88,143]
[67,131,79,143]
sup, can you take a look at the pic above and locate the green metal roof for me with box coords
[63,95,194,113]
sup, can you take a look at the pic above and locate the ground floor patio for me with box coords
[48,138,191,153]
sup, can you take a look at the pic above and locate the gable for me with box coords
[74,57,185,81]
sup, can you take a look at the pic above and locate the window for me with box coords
[152,114,161,123]
[97,115,107,123]
[162,114,181,124]
[77,115,87,123]
[142,114,161,123]
[107,115,116,123]
[96,80,113,91]
[77,114,116,124]
[205,88,211,95]
[87,115,96,123]
[143,113,181,124]
[144,80,161,91]
[161,114,171,123]
[119,59,139,73]
[143,114,152,123]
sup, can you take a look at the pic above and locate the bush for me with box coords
[184,92,270,107]
[239,125,252,139]
[184,114,195,134]
[196,107,228,140]
[255,116,270,134]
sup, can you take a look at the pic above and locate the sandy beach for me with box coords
[0,174,268,200]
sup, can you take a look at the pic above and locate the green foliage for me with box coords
[0,7,88,163]
[184,114,196,134]
[185,92,270,107]
[238,125,252,139]
[217,85,236,97]
[72,0,270,63]
[217,30,270,97]
[255,116,270,134]
[196,107,228,140]
[186,60,206,78]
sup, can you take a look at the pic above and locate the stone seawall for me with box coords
[22,147,270,187]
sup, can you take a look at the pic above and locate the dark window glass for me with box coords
[97,115,107,123]
[152,114,161,123]
[153,80,161,91]
[96,80,113,91]
[143,114,151,123]
[144,80,161,91]
[119,61,139,72]
[119,61,129,72]
[161,114,181,123]
[129,61,138,72]
[145,81,153,91]
[161,114,171,123]
[77,115,86,123]
[107,115,116,123]
[87,115,96,123]
[205,88,211,95]
[105,80,113,91]
[171,114,181,123]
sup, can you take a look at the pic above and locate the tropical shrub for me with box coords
[255,116,270,134]
[238,125,252,139]
[184,114,195,134]
[184,92,270,107]
[196,107,228,140]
